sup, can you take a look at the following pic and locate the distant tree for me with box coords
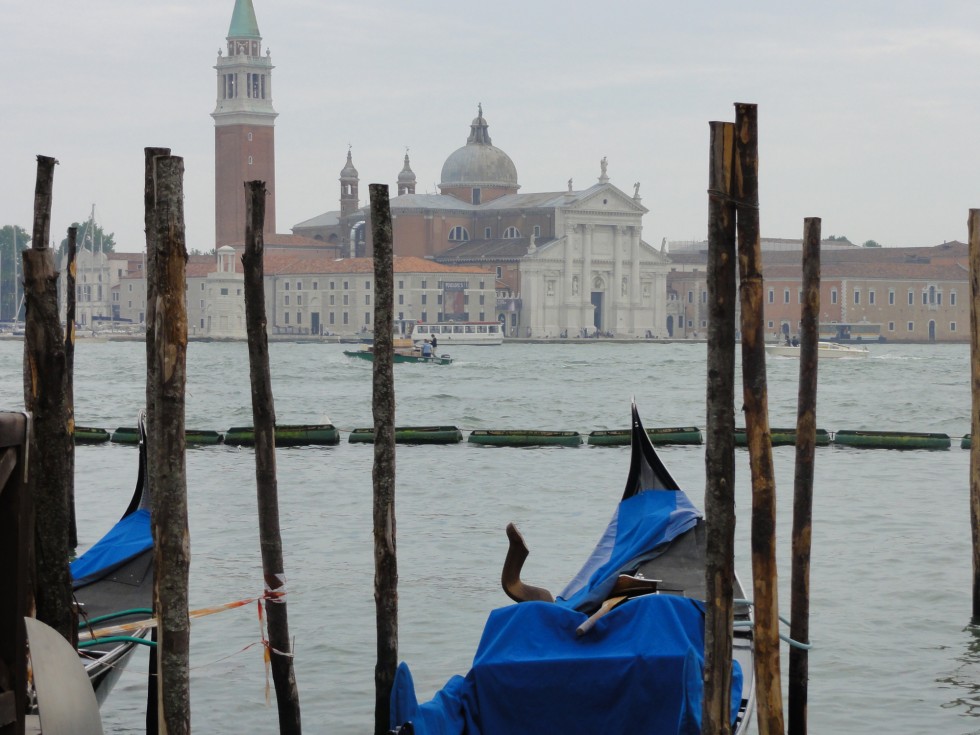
[826,235,850,242]
[0,225,31,322]
[58,218,116,257]
[189,248,217,257]
[862,240,882,248]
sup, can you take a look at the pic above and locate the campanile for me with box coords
[212,0,277,247]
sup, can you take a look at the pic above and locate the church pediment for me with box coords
[568,184,648,215]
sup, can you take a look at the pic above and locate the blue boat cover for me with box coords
[557,489,701,612]
[391,490,743,734]
[70,508,152,588]
[391,595,743,734]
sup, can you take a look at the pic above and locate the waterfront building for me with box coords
[298,108,670,338]
[667,240,969,343]
[60,247,145,328]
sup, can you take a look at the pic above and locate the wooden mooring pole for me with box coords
[65,226,77,550]
[146,153,190,735]
[734,102,785,735]
[22,154,74,643]
[788,218,820,735]
[242,180,302,734]
[702,119,738,735]
[969,209,980,621]
[369,183,398,735]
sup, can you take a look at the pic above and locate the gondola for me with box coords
[70,411,154,705]
[389,402,755,734]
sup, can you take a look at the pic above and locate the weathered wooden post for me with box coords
[64,226,77,550]
[242,180,302,734]
[703,119,739,735]
[369,183,398,735]
[146,153,190,735]
[22,154,74,643]
[969,209,980,621]
[733,102,785,735]
[0,411,31,735]
[788,217,820,735]
[143,146,169,735]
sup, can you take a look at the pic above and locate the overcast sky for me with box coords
[6,0,980,253]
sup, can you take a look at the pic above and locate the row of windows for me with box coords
[766,286,958,307]
[277,279,486,291]
[448,225,542,242]
[772,319,959,333]
[277,311,490,327]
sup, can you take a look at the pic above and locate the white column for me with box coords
[582,224,594,327]
[613,225,624,310]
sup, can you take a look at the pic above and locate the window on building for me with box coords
[297,295,302,305]
[907,321,914,331]
[329,295,335,306]
[496,267,502,278]
[296,281,303,291]
[343,295,349,306]
[201,283,205,290]
[329,313,335,325]
[398,294,404,305]
[365,295,370,305]
[128,284,133,292]
[798,289,802,303]
[330,281,335,289]
[313,281,318,290]
[448,226,470,242]
[922,292,928,305]
[929,285,936,304]
[908,290,914,305]
[869,290,875,305]
[952,292,958,306]
[767,320,774,328]
[831,289,838,304]
[421,294,427,305]
[421,312,427,322]
[937,292,943,305]
[534,225,541,237]
[783,289,790,304]
[503,226,521,239]
[951,322,957,332]
[854,290,860,305]
[472,189,481,205]
[365,280,371,290]
[284,295,290,305]
[296,312,302,324]
[421,280,427,289]
[688,291,694,303]
[284,312,290,324]
[284,282,290,291]
[701,291,707,303]
[220,288,229,296]
[889,290,895,305]
[768,289,774,304]
[365,312,371,325]
[479,295,485,305]
[485,227,492,238]
[343,313,349,325]
[888,322,895,331]
[398,280,404,289]
[437,295,443,305]
[343,281,349,290]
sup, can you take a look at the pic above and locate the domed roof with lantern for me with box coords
[439,105,519,191]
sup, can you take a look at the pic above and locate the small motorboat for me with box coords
[389,402,755,734]
[766,341,869,359]
[343,347,453,365]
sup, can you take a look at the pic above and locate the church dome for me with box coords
[340,149,358,180]
[440,106,518,189]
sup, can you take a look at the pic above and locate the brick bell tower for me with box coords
[212,0,277,247]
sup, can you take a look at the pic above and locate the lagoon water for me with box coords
[1,338,978,734]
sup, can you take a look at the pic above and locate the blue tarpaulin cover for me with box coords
[391,489,743,734]
[70,508,152,588]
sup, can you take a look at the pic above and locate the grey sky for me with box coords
[6,0,980,252]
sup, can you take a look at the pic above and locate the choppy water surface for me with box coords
[1,339,977,733]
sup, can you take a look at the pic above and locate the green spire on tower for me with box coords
[228,0,261,39]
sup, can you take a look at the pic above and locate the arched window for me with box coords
[503,226,521,239]
[449,226,470,242]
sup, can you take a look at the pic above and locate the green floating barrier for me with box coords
[833,429,951,450]
[468,429,583,447]
[75,426,110,444]
[963,434,972,449]
[588,427,703,446]
[111,426,224,445]
[186,430,224,446]
[349,426,463,444]
[734,427,831,447]
[110,427,140,444]
[225,424,340,447]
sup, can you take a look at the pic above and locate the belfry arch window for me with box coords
[448,226,470,242]
[503,226,521,239]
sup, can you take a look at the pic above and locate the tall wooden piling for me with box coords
[733,102,785,735]
[702,119,739,735]
[64,226,77,549]
[22,155,74,642]
[369,183,398,735]
[242,180,302,734]
[145,153,190,735]
[969,209,980,621]
[788,218,820,735]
